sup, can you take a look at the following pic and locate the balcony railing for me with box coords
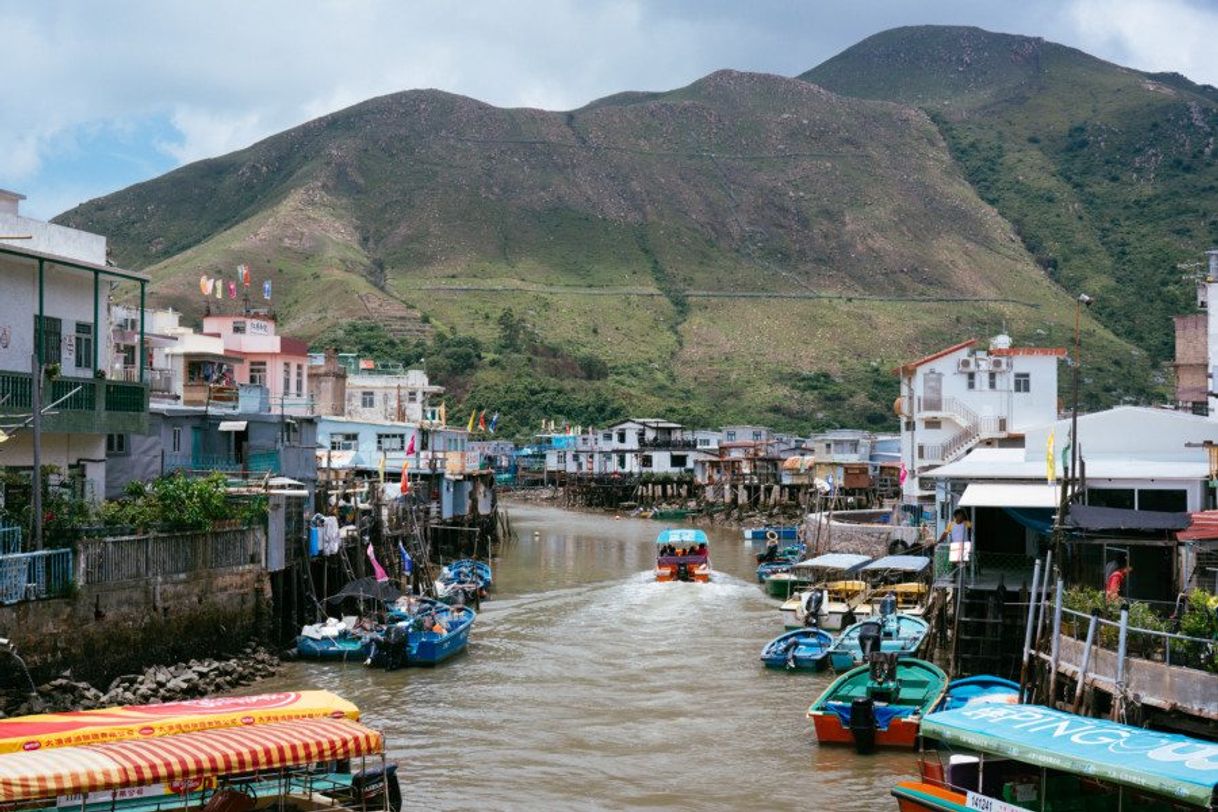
[164,449,281,475]
[638,437,698,450]
[0,371,147,432]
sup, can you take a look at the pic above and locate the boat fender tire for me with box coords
[765,529,779,542]
[888,539,909,555]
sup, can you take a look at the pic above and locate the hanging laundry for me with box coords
[366,543,389,582]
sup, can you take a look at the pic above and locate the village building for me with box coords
[895,334,1064,501]
[307,351,442,424]
[0,190,148,502]
[200,313,312,415]
[1172,249,1218,416]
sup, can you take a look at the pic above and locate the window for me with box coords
[249,361,267,386]
[641,454,653,468]
[377,433,405,451]
[330,433,358,451]
[556,451,566,465]
[966,372,975,390]
[1138,489,1187,513]
[726,430,737,441]
[923,419,942,430]
[283,363,291,395]
[295,364,303,396]
[232,321,246,334]
[617,453,626,468]
[1087,488,1135,510]
[617,430,626,443]
[1014,373,1030,393]
[1192,401,1209,416]
[73,322,93,370]
[752,430,763,441]
[988,371,997,390]
[171,427,181,453]
[408,391,418,403]
[697,437,711,447]
[602,432,612,442]
[671,454,688,468]
[106,433,128,455]
[33,315,62,365]
[361,391,375,408]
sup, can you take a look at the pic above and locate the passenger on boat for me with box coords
[759,542,779,563]
[697,543,708,556]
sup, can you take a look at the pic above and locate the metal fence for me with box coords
[79,527,262,585]
[1057,603,1216,671]
[0,526,20,555]
[0,549,74,604]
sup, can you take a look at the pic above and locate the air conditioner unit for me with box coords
[989,357,1008,371]
[958,358,975,372]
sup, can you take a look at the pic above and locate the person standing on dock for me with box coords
[938,508,972,563]
[1105,553,1132,601]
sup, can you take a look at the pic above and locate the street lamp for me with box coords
[1070,293,1094,500]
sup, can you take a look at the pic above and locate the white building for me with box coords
[342,368,442,424]
[896,335,1064,500]
[0,190,148,502]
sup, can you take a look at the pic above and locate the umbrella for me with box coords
[325,576,402,604]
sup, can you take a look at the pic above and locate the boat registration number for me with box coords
[965,792,1024,812]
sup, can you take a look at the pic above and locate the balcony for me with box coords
[639,437,698,450]
[0,371,147,434]
[182,382,239,408]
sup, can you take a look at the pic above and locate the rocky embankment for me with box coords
[1,645,279,717]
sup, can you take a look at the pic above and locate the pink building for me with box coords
[201,314,312,413]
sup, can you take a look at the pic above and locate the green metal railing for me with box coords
[0,371,147,431]
[104,382,146,412]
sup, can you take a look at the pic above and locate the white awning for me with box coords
[217,420,248,432]
[958,482,1059,509]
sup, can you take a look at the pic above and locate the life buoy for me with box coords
[765,529,779,542]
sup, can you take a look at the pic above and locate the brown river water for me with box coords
[258,503,915,810]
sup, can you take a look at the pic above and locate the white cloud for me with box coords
[1063,0,1218,86]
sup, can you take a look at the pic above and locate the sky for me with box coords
[4,0,1218,220]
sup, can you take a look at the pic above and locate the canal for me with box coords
[261,502,914,810]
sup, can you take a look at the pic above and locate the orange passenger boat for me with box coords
[654,529,711,582]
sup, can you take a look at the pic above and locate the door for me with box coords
[190,427,203,467]
[923,371,943,412]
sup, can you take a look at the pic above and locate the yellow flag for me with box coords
[378,451,386,484]
[1046,430,1056,483]
[467,409,477,432]
[439,401,447,426]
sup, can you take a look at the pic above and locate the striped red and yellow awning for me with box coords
[0,717,383,803]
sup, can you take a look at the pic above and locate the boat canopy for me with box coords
[0,717,383,803]
[656,529,707,546]
[793,553,870,572]
[920,704,1218,807]
[861,555,930,574]
[0,691,358,755]
[326,576,402,604]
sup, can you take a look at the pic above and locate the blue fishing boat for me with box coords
[295,617,375,661]
[759,628,834,671]
[828,612,929,672]
[441,559,493,588]
[369,602,476,668]
[756,559,796,583]
[743,525,800,543]
[934,674,1020,712]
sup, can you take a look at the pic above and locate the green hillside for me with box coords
[56,65,1156,436]
[803,25,1218,363]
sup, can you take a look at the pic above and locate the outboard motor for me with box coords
[802,590,824,627]
[350,764,402,812]
[677,562,691,582]
[381,624,409,672]
[857,621,883,660]
[880,591,896,618]
[848,697,877,755]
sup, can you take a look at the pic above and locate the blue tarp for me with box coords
[921,704,1218,806]
[1003,507,1055,535]
[825,701,915,731]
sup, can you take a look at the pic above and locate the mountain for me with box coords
[803,25,1218,364]
[56,65,1153,435]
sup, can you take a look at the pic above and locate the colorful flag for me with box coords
[398,542,413,576]
[406,432,416,456]
[366,543,389,582]
[478,411,487,432]
[489,412,499,434]
[216,280,224,299]
[467,409,477,432]
[227,281,237,299]
[263,280,272,300]
[1046,431,1056,483]
[399,460,410,495]
[240,264,251,286]
[377,451,386,484]
[199,275,208,295]
[898,461,908,486]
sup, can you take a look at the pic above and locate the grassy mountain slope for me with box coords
[56,68,1151,435]
[803,25,1218,363]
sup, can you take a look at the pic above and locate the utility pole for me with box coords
[30,354,41,551]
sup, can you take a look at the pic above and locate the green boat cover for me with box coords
[920,704,1218,806]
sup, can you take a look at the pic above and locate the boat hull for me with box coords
[656,566,711,583]
[295,636,370,661]
[409,618,473,665]
[890,782,969,811]
[809,710,921,749]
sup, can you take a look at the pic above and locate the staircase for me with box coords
[918,396,1008,466]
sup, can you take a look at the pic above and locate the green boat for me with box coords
[807,655,947,753]
[764,569,814,598]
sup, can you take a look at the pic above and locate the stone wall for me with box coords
[803,510,930,557]
[0,564,269,687]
